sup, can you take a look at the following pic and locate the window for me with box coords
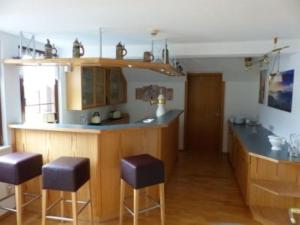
[20,66,59,123]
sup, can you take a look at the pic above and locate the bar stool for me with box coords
[41,156,93,225]
[119,154,165,225]
[0,152,43,225]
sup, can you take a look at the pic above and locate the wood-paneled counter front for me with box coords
[9,110,182,222]
[228,124,300,225]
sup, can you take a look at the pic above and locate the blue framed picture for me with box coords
[268,69,294,112]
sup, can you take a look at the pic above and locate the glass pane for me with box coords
[82,67,94,106]
[94,67,105,105]
[109,68,121,104]
[22,66,57,123]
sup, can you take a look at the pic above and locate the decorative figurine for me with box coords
[116,42,127,59]
[44,39,57,59]
[73,38,85,58]
[156,93,167,118]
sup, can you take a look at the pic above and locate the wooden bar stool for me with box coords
[0,152,43,225]
[119,154,165,225]
[41,157,93,225]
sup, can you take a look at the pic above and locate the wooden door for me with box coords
[186,73,223,152]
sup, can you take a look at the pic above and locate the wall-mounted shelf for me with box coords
[3,57,185,76]
[252,179,300,198]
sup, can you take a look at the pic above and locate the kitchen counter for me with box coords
[230,124,300,162]
[9,110,183,133]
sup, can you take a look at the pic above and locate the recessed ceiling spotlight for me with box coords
[128,64,132,68]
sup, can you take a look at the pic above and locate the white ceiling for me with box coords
[1,0,300,47]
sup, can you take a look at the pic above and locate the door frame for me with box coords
[184,73,225,153]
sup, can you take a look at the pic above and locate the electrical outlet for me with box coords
[6,184,14,195]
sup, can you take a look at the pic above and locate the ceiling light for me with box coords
[128,64,132,68]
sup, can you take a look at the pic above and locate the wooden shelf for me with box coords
[3,57,185,76]
[251,206,297,225]
[252,179,300,198]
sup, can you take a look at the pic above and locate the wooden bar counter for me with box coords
[228,123,300,225]
[9,110,182,222]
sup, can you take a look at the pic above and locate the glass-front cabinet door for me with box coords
[94,67,106,106]
[81,67,94,108]
[108,68,126,105]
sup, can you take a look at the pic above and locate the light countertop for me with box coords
[231,124,300,163]
[10,110,183,134]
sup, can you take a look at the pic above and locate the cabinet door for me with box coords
[94,67,106,106]
[82,67,94,108]
[107,68,126,105]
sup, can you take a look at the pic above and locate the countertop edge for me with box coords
[9,110,183,133]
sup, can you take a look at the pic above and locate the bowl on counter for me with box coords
[268,135,285,151]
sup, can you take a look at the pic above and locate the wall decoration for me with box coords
[268,69,294,112]
[259,70,267,104]
[136,85,173,102]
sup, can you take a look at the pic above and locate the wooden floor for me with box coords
[0,151,260,225]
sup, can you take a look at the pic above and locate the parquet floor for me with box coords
[0,151,260,225]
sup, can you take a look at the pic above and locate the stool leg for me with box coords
[42,189,47,225]
[60,191,64,222]
[88,180,94,225]
[145,187,150,216]
[133,189,139,225]
[119,179,125,225]
[15,185,23,225]
[71,192,78,225]
[159,183,165,225]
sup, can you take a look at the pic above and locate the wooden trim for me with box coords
[183,79,188,151]
[54,79,59,122]
[219,81,225,153]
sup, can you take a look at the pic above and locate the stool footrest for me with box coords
[0,192,40,213]
[124,202,161,216]
[46,215,73,222]
[123,193,161,216]
[45,197,91,221]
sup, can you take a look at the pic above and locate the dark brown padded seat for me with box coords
[121,154,164,189]
[42,157,90,192]
[0,152,43,185]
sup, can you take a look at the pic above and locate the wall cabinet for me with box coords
[67,66,127,110]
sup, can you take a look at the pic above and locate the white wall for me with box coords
[259,53,300,139]
[180,58,260,152]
